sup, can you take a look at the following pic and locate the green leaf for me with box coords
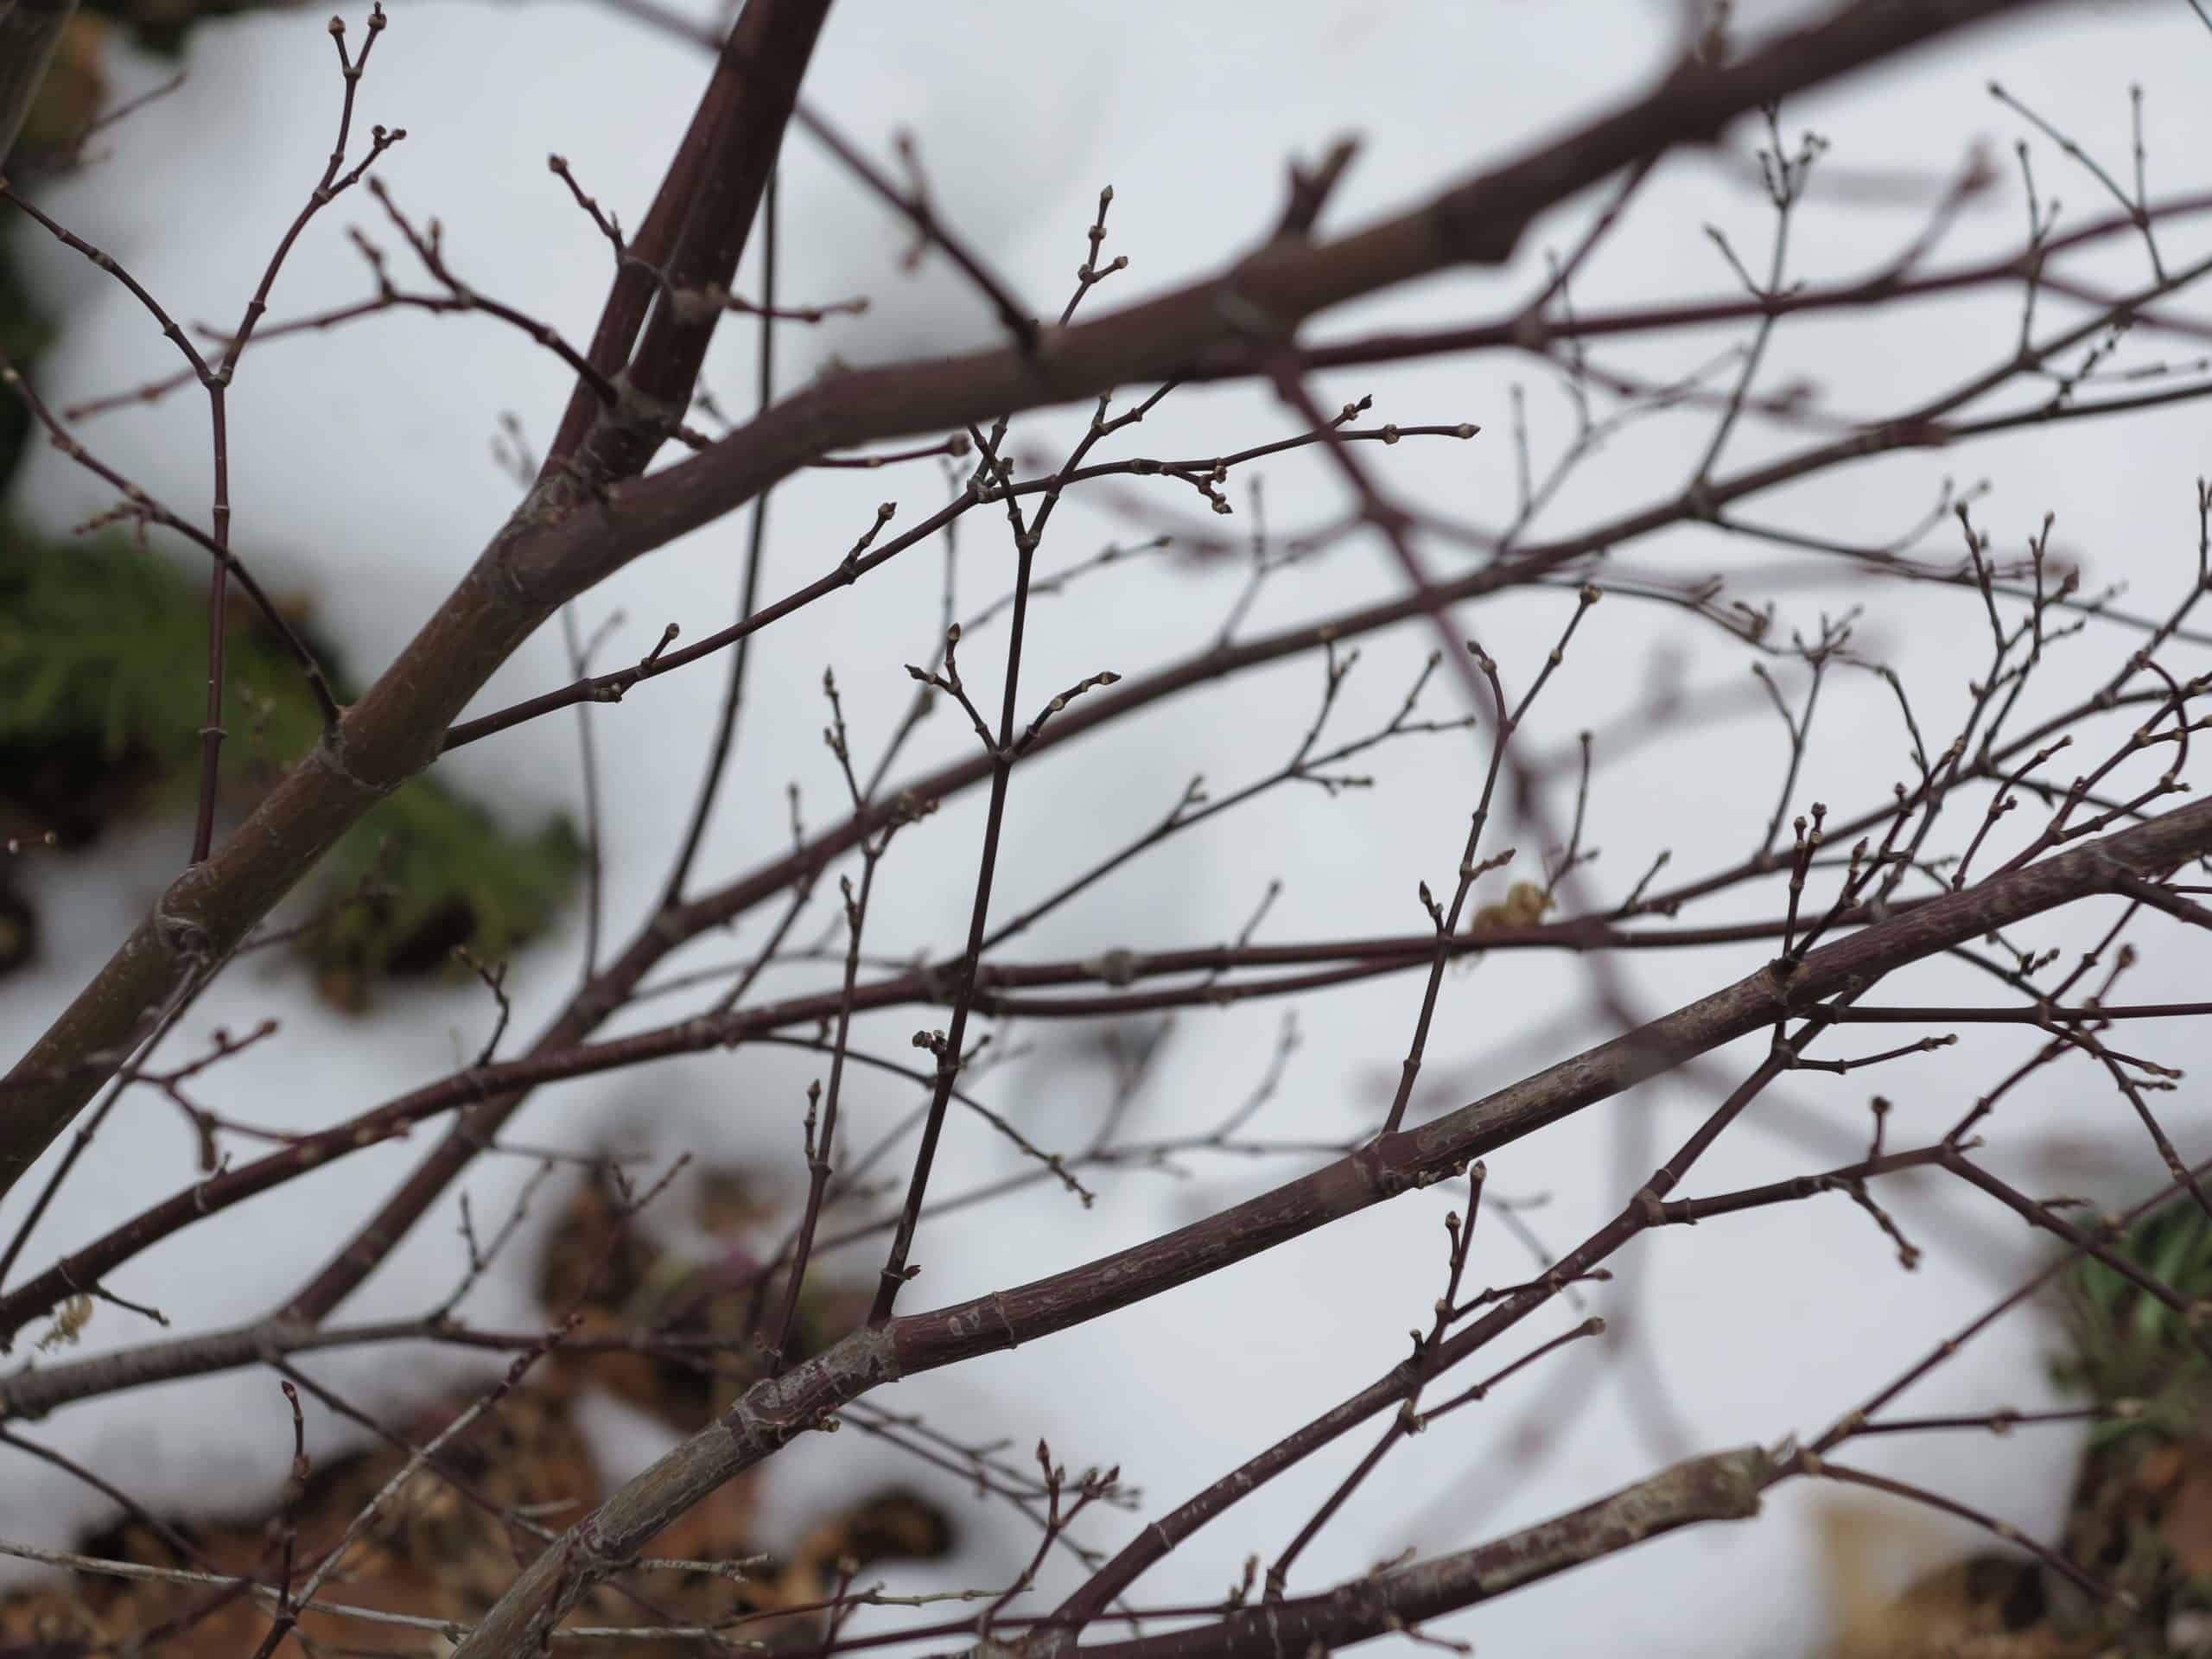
[0,525,580,1007]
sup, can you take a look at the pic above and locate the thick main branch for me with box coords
[0,0,830,1198]
[446,792,2212,1659]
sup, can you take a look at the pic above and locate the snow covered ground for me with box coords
[5,1,2212,1652]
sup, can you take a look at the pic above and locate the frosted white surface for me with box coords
[4,2,2211,1654]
